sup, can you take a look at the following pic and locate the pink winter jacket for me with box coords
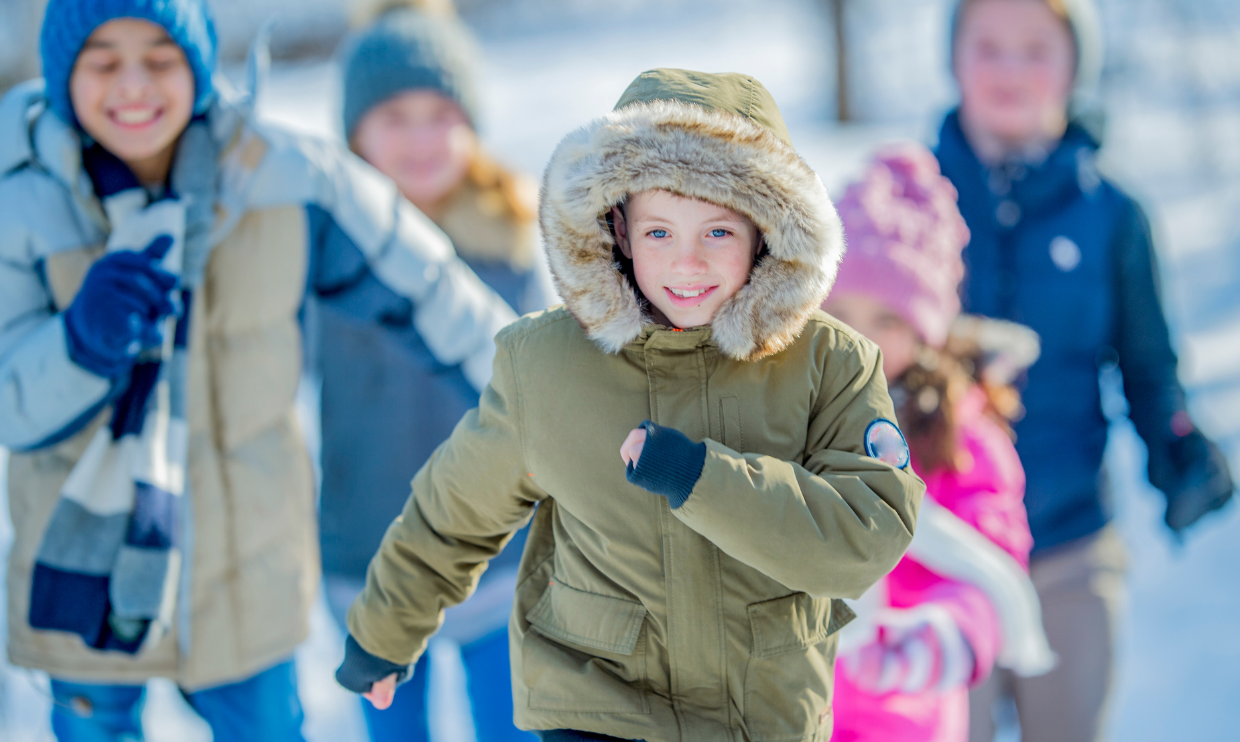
[832,386,1032,742]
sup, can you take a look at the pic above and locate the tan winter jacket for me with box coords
[347,69,925,741]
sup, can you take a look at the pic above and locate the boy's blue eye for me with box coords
[709,228,730,238]
[649,229,668,239]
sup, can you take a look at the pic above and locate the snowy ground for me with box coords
[3,0,1239,739]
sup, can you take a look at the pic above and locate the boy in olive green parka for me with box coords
[336,69,925,742]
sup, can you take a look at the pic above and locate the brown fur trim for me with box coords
[539,99,845,360]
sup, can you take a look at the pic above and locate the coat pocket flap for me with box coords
[749,594,852,658]
[526,579,647,656]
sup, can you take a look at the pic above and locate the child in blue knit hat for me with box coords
[0,0,518,739]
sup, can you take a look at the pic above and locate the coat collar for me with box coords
[540,99,845,362]
[937,110,1103,224]
[627,324,717,353]
[0,80,47,177]
[0,80,88,193]
[436,177,540,271]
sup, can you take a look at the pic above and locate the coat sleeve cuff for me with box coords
[335,635,413,694]
[625,420,707,509]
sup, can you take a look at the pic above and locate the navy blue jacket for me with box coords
[936,110,1230,552]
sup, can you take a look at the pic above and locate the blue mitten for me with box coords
[63,236,179,378]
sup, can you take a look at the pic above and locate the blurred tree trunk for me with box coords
[827,0,851,122]
[0,0,47,96]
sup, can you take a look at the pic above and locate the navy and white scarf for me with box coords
[29,121,217,654]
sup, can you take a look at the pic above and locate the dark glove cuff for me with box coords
[625,420,707,509]
[336,635,412,694]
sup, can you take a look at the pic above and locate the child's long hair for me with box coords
[891,316,1039,475]
[464,149,538,225]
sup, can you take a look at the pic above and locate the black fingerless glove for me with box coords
[335,635,413,694]
[625,420,707,509]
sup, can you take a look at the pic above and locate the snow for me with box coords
[4,0,1240,739]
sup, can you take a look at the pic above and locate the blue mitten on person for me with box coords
[62,235,179,379]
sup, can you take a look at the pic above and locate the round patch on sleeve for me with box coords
[864,419,910,469]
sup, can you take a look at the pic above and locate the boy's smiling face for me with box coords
[70,18,194,185]
[612,190,760,330]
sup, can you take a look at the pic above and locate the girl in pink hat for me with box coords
[823,144,1054,742]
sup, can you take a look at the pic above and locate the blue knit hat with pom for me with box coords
[340,9,481,139]
[40,0,218,127]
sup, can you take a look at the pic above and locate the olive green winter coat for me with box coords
[347,69,924,741]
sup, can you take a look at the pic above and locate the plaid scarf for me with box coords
[29,122,216,654]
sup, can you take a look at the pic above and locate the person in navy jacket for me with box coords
[937,2,1234,741]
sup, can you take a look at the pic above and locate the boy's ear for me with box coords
[611,205,633,259]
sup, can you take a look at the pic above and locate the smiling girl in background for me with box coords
[0,0,518,739]
[316,3,553,741]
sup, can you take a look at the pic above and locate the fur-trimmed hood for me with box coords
[539,68,846,361]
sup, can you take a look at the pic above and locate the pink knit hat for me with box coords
[828,143,970,348]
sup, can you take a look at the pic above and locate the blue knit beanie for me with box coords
[340,10,481,139]
[40,0,218,127]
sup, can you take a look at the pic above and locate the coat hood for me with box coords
[539,68,845,361]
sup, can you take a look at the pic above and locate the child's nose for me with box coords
[116,65,154,99]
[671,243,709,273]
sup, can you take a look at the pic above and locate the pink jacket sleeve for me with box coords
[886,385,1033,685]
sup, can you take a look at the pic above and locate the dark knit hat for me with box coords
[340,9,481,139]
[40,0,218,128]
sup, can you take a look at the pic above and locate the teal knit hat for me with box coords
[40,0,218,128]
[340,9,481,139]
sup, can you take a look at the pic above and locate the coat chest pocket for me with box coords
[522,578,650,714]
[744,594,854,741]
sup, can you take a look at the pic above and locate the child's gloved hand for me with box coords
[62,235,179,378]
[335,635,412,704]
[1154,428,1234,536]
[622,421,707,509]
[840,604,973,695]
[363,674,398,710]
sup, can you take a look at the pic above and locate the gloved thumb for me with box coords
[141,235,175,262]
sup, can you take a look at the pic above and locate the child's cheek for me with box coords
[724,243,756,288]
[69,71,105,124]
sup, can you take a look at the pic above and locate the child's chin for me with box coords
[662,308,712,329]
[96,131,174,162]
